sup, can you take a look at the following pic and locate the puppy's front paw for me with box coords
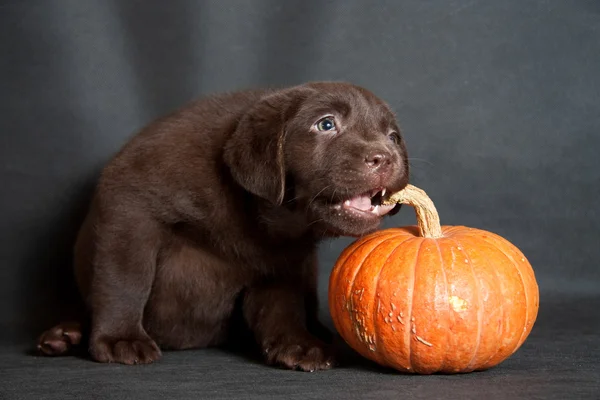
[90,334,161,365]
[263,336,335,372]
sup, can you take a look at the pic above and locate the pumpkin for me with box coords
[328,184,539,374]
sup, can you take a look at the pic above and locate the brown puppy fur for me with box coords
[37,82,409,371]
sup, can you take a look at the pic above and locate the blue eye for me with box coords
[316,117,336,132]
[388,132,401,145]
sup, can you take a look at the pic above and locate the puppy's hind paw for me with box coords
[37,321,82,356]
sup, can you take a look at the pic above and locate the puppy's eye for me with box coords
[315,117,337,132]
[388,132,401,145]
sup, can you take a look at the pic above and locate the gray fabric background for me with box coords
[1,1,599,399]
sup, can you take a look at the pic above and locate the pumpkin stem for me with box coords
[383,184,444,238]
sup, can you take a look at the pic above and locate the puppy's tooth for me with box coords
[382,188,386,197]
[372,205,379,213]
[344,200,351,206]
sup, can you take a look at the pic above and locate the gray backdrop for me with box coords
[1,1,599,399]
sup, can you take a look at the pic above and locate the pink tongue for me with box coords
[347,195,372,211]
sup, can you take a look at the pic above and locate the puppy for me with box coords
[37,82,409,371]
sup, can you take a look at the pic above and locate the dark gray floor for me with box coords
[1,295,598,400]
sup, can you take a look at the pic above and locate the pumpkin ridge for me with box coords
[444,226,466,235]
[407,239,426,372]
[372,236,421,369]
[479,231,537,348]
[433,238,452,373]
[331,232,398,354]
[347,234,409,362]
[476,234,531,361]
[448,236,483,372]
[332,234,382,284]
[342,232,402,291]
[473,237,507,369]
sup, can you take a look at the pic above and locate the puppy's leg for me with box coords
[86,215,162,365]
[305,287,333,345]
[243,284,334,372]
[302,255,333,344]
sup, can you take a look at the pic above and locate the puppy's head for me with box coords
[224,82,409,237]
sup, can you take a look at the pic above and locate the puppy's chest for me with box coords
[203,208,315,274]
[224,232,315,275]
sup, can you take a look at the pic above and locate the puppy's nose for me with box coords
[365,152,391,170]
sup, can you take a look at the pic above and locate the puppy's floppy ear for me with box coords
[224,87,311,205]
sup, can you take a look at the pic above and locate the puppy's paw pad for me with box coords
[264,338,335,372]
[37,322,82,356]
[90,335,161,365]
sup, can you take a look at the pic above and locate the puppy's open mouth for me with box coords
[333,188,396,218]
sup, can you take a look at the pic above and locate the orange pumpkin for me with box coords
[329,184,539,374]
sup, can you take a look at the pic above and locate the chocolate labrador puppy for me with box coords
[37,82,409,371]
